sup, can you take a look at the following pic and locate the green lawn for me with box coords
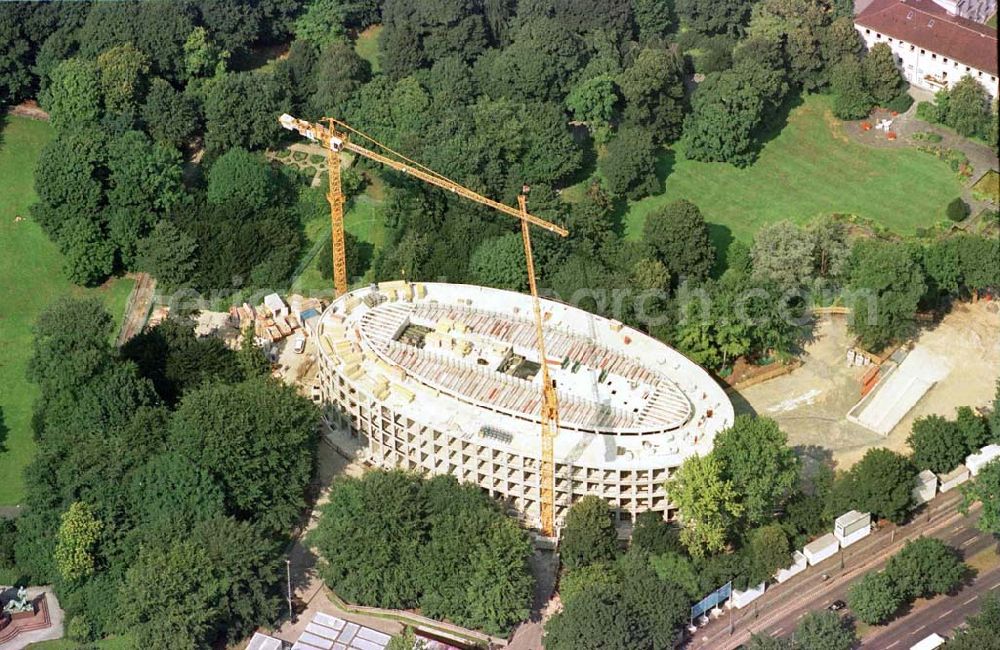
[355,25,383,74]
[986,12,997,27]
[27,636,132,649]
[609,94,965,251]
[0,116,134,507]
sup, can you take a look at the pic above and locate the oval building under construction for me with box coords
[315,281,734,529]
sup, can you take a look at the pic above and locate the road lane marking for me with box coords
[938,609,954,619]
[886,641,900,649]
[770,628,784,637]
[964,595,978,604]
[961,537,977,548]
[914,624,926,634]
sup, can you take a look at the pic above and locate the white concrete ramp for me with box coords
[847,347,950,435]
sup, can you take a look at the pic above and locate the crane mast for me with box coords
[280,113,567,536]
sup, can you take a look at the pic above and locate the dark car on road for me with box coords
[828,600,847,611]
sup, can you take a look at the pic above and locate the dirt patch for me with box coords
[735,302,1000,469]
[6,101,49,121]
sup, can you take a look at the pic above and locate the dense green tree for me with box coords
[923,237,962,297]
[746,524,792,586]
[27,297,114,396]
[293,0,376,47]
[469,232,528,291]
[559,562,619,605]
[618,46,685,142]
[632,0,676,42]
[885,537,965,600]
[957,405,989,451]
[794,610,855,650]
[822,16,864,67]
[106,130,184,212]
[677,0,751,36]
[600,125,661,200]
[0,5,34,104]
[863,42,904,106]
[182,26,228,80]
[96,43,150,114]
[119,539,222,649]
[58,217,116,287]
[643,200,715,283]
[122,317,244,406]
[309,40,372,118]
[135,220,199,289]
[381,0,489,75]
[908,415,966,474]
[544,583,649,650]
[945,75,992,138]
[42,58,102,131]
[961,460,1000,535]
[207,147,282,211]
[714,416,799,526]
[485,17,587,103]
[617,549,689,648]
[751,221,817,290]
[387,627,428,650]
[55,502,103,583]
[518,0,634,36]
[463,516,534,635]
[32,127,106,241]
[831,56,874,120]
[168,378,318,534]
[127,451,225,535]
[310,470,533,632]
[681,69,765,167]
[630,510,681,556]
[847,240,926,351]
[649,551,701,599]
[78,1,194,82]
[667,454,744,557]
[955,234,1000,299]
[848,570,903,625]
[566,75,618,141]
[204,71,289,154]
[141,78,200,148]
[841,448,917,524]
[560,495,619,571]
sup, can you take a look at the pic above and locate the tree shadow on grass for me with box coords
[0,406,7,453]
[748,93,807,161]
[707,223,734,279]
[0,110,7,151]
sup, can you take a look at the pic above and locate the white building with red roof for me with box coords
[855,0,998,98]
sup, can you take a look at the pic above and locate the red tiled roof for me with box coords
[856,0,998,76]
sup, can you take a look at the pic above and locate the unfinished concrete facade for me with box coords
[315,282,733,529]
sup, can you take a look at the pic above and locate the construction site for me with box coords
[314,281,733,530]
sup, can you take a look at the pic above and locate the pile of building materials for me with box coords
[291,612,391,650]
[834,511,872,548]
[229,293,310,344]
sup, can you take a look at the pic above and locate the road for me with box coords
[686,492,995,649]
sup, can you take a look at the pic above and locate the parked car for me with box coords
[828,600,847,611]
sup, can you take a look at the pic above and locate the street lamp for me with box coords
[286,558,294,621]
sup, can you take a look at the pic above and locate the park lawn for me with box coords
[615,94,965,250]
[987,12,997,27]
[0,116,134,507]
[27,636,132,649]
[355,25,383,74]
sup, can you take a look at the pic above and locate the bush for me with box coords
[916,101,939,122]
[0,519,16,569]
[884,92,913,113]
[947,197,970,222]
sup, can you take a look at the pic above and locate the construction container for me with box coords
[803,533,839,566]
[938,465,970,492]
[912,469,937,505]
[834,511,871,548]
[730,583,765,609]
[966,444,1000,476]
[775,551,807,583]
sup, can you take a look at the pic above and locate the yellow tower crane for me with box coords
[279,113,567,536]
